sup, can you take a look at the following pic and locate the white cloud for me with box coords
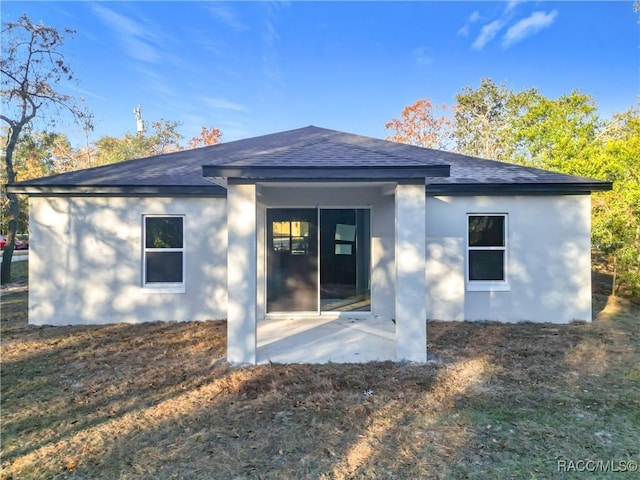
[207,4,249,31]
[413,47,433,67]
[64,85,106,101]
[502,10,558,47]
[458,10,481,36]
[262,13,284,89]
[472,20,504,50]
[131,66,174,97]
[91,4,160,63]
[200,96,247,112]
[505,0,525,14]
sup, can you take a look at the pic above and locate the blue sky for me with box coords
[3,1,639,146]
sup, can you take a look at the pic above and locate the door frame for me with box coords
[264,205,373,317]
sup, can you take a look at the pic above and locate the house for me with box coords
[7,126,611,364]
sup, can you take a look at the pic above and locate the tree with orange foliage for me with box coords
[188,126,222,148]
[385,98,453,150]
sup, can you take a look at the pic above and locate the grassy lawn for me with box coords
[1,270,638,479]
[0,259,27,286]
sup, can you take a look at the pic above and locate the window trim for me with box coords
[142,214,186,293]
[466,213,510,292]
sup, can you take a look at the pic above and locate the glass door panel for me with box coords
[320,209,371,312]
[266,209,318,312]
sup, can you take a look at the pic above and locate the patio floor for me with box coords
[257,315,397,364]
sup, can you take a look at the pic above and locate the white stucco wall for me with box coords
[395,183,427,362]
[28,196,228,325]
[28,190,593,327]
[425,194,592,323]
[227,184,258,364]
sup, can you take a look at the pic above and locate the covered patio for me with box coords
[257,315,397,364]
[207,128,452,365]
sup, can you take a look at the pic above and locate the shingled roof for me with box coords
[8,126,611,195]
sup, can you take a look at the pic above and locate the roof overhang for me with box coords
[427,181,613,196]
[202,164,450,182]
[5,184,227,197]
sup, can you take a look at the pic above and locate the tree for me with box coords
[49,134,96,174]
[1,14,92,283]
[11,130,58,180]
[150,119,184,154]
[453,78,523,160]
[94,133,154,165]
[94,119,185,165]
[510,90,600,171]
[384,99,452,149]
[588,105,640,296]
[188,126,222,148]
[0,130,69,233]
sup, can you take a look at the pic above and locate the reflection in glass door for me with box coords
[266,208,370,313]
[320,209,371,312]
[266,209,318,312]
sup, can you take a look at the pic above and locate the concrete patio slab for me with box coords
[257,315,396,364]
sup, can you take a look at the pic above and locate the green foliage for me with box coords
[94,119,184,165]
[3,131,58,232]
[94,133,153,165]
[149,119,183,155]
[510,90,600,172]
[589,107,640,296]
[454,78,523,161]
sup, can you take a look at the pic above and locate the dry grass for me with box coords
[1,279,639,479]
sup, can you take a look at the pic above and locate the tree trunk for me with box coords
[1,125,23,284]
[0,192,19,284]
[611,254,617,296]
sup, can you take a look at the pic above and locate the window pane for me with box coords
[146,217,183,248]
[146,252,183,283]
[273,237,290,252]
[469,250,504,281]
[469,216,504,247]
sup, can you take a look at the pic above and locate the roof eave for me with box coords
[5,184,227,197]
[427,181,613,196]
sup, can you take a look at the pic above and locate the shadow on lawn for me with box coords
[2,288,638,479]
[1,319,229,468]
[2,305,483,479]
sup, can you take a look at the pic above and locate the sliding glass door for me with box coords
[266,208,370,314]
[319,209,371,312]
[266,208,318,312]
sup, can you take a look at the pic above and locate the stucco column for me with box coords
[395,182,427,362]
[227,182,258,364]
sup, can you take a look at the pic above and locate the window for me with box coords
[467,214,508,291]
[143,215,185,291]
[272,220,311,255]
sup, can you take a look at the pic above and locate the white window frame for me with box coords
[466,213,510,292]
[142,214,186,293]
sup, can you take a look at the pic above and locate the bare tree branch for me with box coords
[1,14,91,284]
